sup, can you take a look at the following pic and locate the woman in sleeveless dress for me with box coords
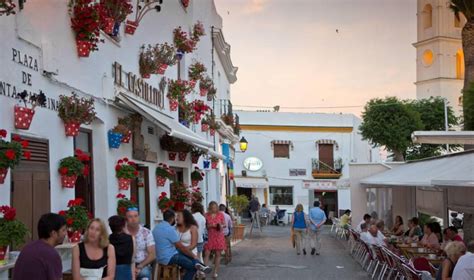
[72,218,116,280]
[204,201,226,278]
[176,209,199,256]
[291,204,308,255]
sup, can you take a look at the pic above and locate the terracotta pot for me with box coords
[125,20,138,35]
[102,17,114,34]
[199,88,208,97]
[64,122,80,137]
[232,225,246,241]
[201,123,209,132]
[191,155,200,164]
[67,230,81,243]
[76,40,91,57]
[169,99,179,111]
[14,106,35,130]
[156,176,167,187]
[189,80,196,88]
[61,175,78,188]
[168,152,177,161]
[118,178,132,190]
[211,161,218,169]
[0,168,8,184]
[0,246,9,265]
[191,180,199,187]
[210,129,216,136]
[157,64,168,75]
[181,0,190,8]
[121,130,132,143]
[178,152,187,161]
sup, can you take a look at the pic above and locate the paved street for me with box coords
[217,225,368,280]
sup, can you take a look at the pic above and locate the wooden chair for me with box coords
[154,263,181,280]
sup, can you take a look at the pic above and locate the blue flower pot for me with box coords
[176,51,184,61]
[180,120,189,127]
[108,130,123,149]
[203,160,210,169]
[112,22,120,36]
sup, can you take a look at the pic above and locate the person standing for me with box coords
[308,201,327,255]
[125,207,155,279]
[72,218,116,279]
[204,201,227,278]
[13,213,67,280]
[220,204,234,264]
[191,202,206,262]
[108,215,135,280]
[291,204,308,255]
[249,196,260,227]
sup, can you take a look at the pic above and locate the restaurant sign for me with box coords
[303,180,338,190]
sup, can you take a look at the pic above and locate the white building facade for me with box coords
[0,0,238,239]
[233,111,379,220]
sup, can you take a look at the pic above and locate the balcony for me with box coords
[216,99,240,142]
[311,158,343,179]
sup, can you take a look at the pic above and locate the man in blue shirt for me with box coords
[308,201,327,255]
[153,210,211,280]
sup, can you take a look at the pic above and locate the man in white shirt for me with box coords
[356,214,372,233]
[367,224,386,246]
[359,222,371,243]
[191,202,207,262]
[453,241,474,280]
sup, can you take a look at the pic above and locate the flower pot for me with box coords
[201,123,209,132]
[199,88,208,97]
[14,106,35,130]
[211,161,218,169]
[67,230,81,243]
[181,0,190,8]
[142,73,151,79]
[121,130,132,143]
[191,155,200,164]
[179,120,189,127]
[76,40,91,57]
[168,152,177,161]
[210,129,216,136]
[157,64,168,75]
[169,99,179,111]
[191,180,199,187]
[203,160,210,169]
[156,176,167,187]
[64,122,81,137]
[118,178,132,190]
[176,51,184,61]
[102,17,114,34]
[178,152,187,161]
[61,175,78,188]
[207,95,214,102]
[112,22,121,36]
[125,20,138,35]
[189,80,196,88]
[108,130,123,149]
[0,168,9,184]
[232,225,246,241]
[0,246,9,265]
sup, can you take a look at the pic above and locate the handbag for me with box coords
[80,267,105,280]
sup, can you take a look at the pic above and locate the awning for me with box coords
[117,93,213,148]
[412,131,474,145]
[361,151,474,188]
[316,139,339,150]
[271,140,294,149]
[234,176,269,189]
[194,143,226,160]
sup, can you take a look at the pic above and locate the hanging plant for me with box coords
[155,163,175,187]
[178,100,195,126]
[210,156,219,169]
[59,198,90,242]
[173,26,196,55]
[115,157,138,190]
[99,0,133,35]
[180,0,190,9]
[191,167,204,187]
[207,85,217,101]
[0,205,29,263]
[167,79,193,110]
[158,192,174,212]
[190,147,205,164]
[58,152,86,188]
[188,61,207,84]
[190,100,210,123]
[154,43,177,74]
[206,113,220,135]
[116,193,137,217]
[70,0,104,57]
[0,0,16,15]
[13,90,47,130]
[125,0,163,35]
[170,182,191,210]
[192,21,205,41]
[139,45,155,79]
[118,116,132,143]
[0,131,30,184]
[58,93,97,137]
[190,186,203,204]
[199,76,213,97]
[108,124,128,149]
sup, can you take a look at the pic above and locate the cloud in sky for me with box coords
[244,0,270,14]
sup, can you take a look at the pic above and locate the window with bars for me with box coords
[269,186,293,205]
[273,144,290,158]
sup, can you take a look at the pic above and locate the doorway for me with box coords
[314,190,337,223]
[74,129,94,215]
[11,136,50,243]
[237,188,252,218]
[131,166,150,228]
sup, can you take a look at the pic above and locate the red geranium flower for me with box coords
[87,212,93,219]
[20,140,29,148]
[115,165,121,171]
[5,149,16,160]
[161,192,167,196]
[4,208,16,221]
[0,129,7,138]
[123,157,129,162]
[66,218,74,226]
[133,171,138,176]
[116,193,126,199]
[75,149,83,155]
[58,210,67,216]
[12,135,21,142]
[23,151,31,160]
[119,206,126,214]
[118,160,123,164]
[59,167,69,175]
[83,165,90,176]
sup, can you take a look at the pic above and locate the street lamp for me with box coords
[239,137,248,152]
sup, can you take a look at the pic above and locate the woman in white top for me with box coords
[176,209,199,256]
[192,202,207,262]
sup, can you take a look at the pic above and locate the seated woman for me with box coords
[72,218,116,280]
[436,241,466,280]
[340,210,351,230]
[391,216,405,236]
[405,217,422,240]
[420,222,440,250]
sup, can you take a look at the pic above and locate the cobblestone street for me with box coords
[217,225,368,280]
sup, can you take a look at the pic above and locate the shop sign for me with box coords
[113,62,165,109]
[243,157,263,171]
[0,48,59,111]
[303,180,337,190]
[289,169,306,176]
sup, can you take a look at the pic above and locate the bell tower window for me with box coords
[423,4,432,29]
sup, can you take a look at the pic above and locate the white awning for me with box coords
[116,93,213,148]
[412,131,474,145]
[234,176,269,189]
[194,143,226,160]
[316,139,339,150]
[361,151,474,188]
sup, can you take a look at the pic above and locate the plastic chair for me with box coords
[412,257,435,276]
[401,263,423,280]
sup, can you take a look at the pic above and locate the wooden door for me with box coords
[318,144,334,167]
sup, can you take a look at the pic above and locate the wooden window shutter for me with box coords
[274,144,290,158]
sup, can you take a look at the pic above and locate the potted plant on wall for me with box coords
[175,141,192,161]
[116,193,137,217]
[192,21,206,41]
[154,43,177,75]
[206,113,220,136]
[58,93,96,137]
[155,163,174,187]
[188,61,207,88]
[13,90,46,130]
[59,198,90,243]
[160,134,178,160]
[207,84,217,102]
[167,79,192,111]
[108,124,129,149]
[199,76,212,97]
[190,187,203,204]
[170,182,190,211]
[58,154,86,188]
[70,0,103,57]
[190,167,204,187]
[210,156,219,169]
[227,194,249,240]
[99,0,133,36]
[173,26,196,59]
[118,116,133,143]
[0,0,16,16]
[190,147,205,164]
[0,131,30,184]
[190,100,210,124]
[115,157,138,190]
[0,205,28,264]
[158,192,174,212]
[139,46,155,79]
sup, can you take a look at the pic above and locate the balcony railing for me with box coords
[311,158,342,179]
[216,99,240,137]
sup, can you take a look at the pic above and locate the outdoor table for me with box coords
[0,259,16,279]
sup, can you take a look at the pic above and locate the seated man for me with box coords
[359,223,370,243]
[367,224,386,247]
[356,214,371,233]
[153,210,212,280]
[446,226,464,242]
